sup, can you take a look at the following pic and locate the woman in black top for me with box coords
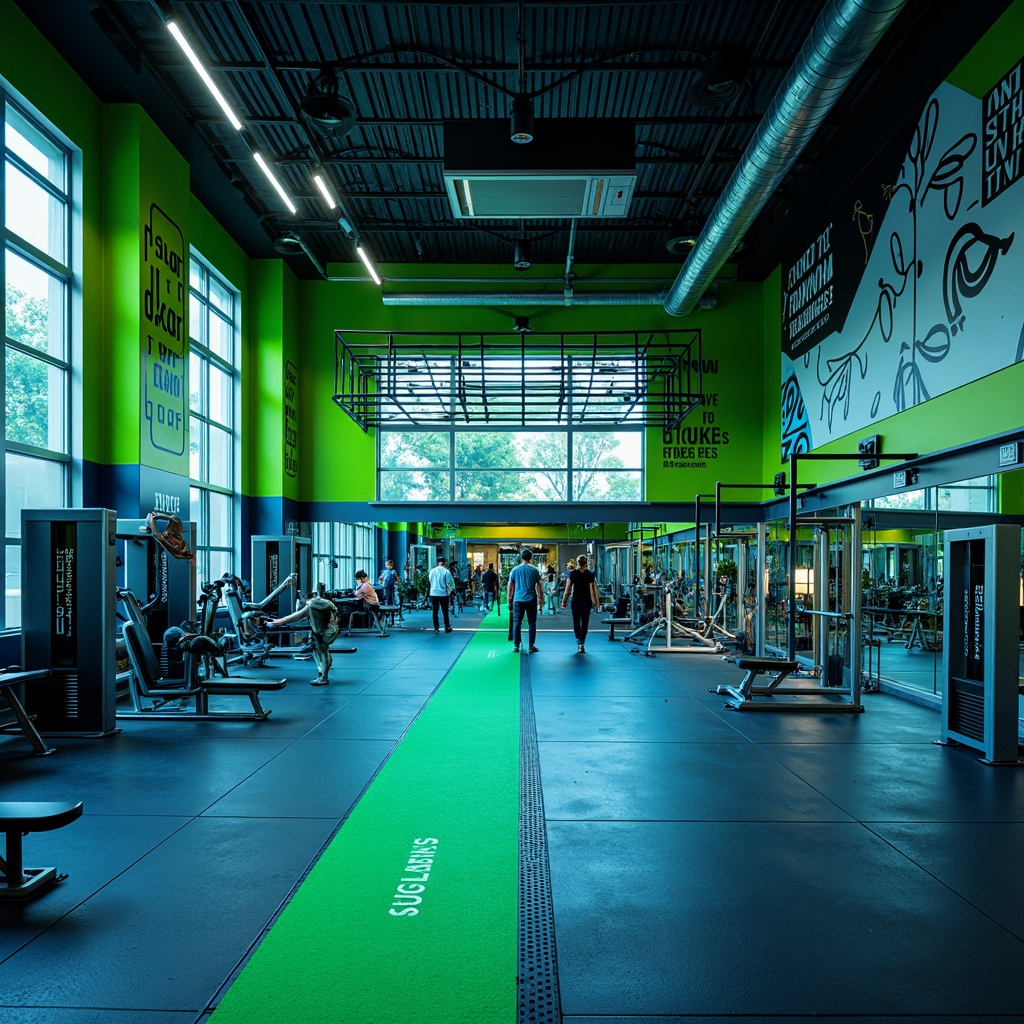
[561,554,600,653]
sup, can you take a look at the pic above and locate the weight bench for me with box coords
[713,656,863,712]
[602,617,632,641]
[0,668,56,756]
[378,603,402,627]
[712,656,801,710]
[0,800,83,900]
[119,622,286,721]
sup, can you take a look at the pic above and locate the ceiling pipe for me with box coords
[382,291,667,307]
[662,0,908,317]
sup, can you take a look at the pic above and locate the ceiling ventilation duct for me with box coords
[443,119,636,219]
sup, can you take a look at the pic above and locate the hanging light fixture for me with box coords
[510,93,534,144]
[163,18,243,130]
[513,237,531,271]
[686,50,746,107]
[312,169,339,210]
[355,244,383,286]
[300,71,357,135]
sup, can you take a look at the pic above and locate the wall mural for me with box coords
[781,59,1023,459]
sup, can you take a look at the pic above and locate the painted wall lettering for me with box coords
[783,223,835,354]
[659,362,733,470]
[142,203,188,462]
[285,360,298,478]
[388,836,439,917]
[983,58,1023,205]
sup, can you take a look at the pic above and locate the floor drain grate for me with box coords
[518,661,561,1024]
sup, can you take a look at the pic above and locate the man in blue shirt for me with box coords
[507,548,543,653]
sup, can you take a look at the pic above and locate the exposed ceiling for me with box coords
[13,0,1010,284]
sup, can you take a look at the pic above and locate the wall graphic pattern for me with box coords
[781,63,1023,459]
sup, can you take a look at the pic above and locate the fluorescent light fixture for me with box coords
[166,20,243,131]
[312,172,338,210]
[355,244,382,286]
[455,179,475,217]
[253,152,297,214]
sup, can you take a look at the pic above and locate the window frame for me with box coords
[3,95,74,631]
[378,424,644,503]
[187,251,239,584]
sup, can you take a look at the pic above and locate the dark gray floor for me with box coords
[2,608,1022,1023]
[0,611,473,1022]
[530,634,1024,1023]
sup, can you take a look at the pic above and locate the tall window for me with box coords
[310,521,376,591]
[188,254,238,583]
[3,98,73,629]
[866,476,997,513]
[379,429,643,502]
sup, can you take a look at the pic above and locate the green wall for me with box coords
[295,267,766,504]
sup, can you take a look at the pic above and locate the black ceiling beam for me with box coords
[193,114,764,127]
[208,59,788,74]
[269,152,739,167]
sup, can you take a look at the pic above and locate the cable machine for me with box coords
[714,505,867,711]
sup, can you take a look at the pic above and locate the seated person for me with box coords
[354,569,384,630]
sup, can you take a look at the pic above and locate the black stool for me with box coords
[0,800,83,900]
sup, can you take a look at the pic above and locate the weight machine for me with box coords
[629,576,725,655]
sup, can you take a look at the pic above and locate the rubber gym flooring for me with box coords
[1,602,1023,1023]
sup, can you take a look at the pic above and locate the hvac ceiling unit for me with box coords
[443,119,636,219]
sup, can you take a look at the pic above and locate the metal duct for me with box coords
[382,290,668,307]
[662,0,908,318]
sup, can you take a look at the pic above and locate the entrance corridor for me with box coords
[2,604,1023,1021]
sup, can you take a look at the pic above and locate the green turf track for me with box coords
[209,611,519,1024]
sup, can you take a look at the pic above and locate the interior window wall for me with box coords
[310,521,376,593]
[188,254,238,584]
[379,428,642,502]
[2,98,73,630]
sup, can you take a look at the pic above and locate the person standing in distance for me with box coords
[561,554,600,653]
[378,558,398,606]
[508,547,543,653]
[480,562,499,612]
[428,555,455,633]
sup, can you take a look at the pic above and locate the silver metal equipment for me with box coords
[939,525,1022,765]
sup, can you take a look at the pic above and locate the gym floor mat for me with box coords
[207,624,520,1024]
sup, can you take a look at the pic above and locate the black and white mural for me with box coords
[781,59,1023,459]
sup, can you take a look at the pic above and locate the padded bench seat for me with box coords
[0,800,83,900]
[602,617,632,641]
[712,656,801,708]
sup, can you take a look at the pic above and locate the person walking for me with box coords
[561,554,600,653]
[507,547,543,653]
[480,562,499,612]
[545,568,559,615]
[428,555,455,633]
[269,586,339,685]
